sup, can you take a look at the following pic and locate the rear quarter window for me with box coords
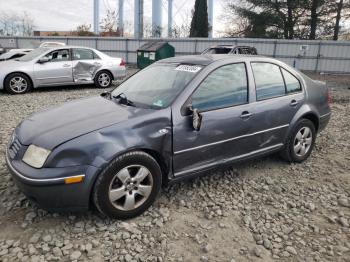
[282,68,302,94]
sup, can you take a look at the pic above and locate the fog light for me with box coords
[64,175,85,184]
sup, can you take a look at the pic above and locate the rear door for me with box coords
[34,49,73,86]
[172,63,256,176]
[248,62,304,148]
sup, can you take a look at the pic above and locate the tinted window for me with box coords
[44,49,70,62]
[252,63,285,100]
[282,68,301,93]
[72,49,94,60]
[192,63,248,111]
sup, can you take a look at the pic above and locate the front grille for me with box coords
[8,136,22,160]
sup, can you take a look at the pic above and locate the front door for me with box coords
[172,63,256,177]
[34,49,73,86]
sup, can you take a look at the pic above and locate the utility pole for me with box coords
[208,0,213,38]
[118,0,124,36]
[94,0,100,35]
[134,0,144,38]
[168,0,173,37]
[152,0,162,37]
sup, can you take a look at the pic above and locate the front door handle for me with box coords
[240,111,253,119]
[63,64,71,68]
[290,100,299,107]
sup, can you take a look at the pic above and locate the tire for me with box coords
[4,73,32,94]
[281,119,316,163]
[94,71,113,88]
[93,151,162,219]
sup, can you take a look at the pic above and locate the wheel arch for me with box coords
[4,71,34,89]
[95,69,114,80]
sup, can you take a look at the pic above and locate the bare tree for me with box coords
[100,10,118,35]
[0,11,35,36]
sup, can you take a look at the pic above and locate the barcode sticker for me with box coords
[175,65,202,73]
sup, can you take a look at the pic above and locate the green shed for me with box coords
[137,41,175,69]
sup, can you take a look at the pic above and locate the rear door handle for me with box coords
[94,62,102,66]
[63,64,71,68]
[290,100,299,107]
[240,111,253,119]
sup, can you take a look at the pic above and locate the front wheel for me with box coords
[93,151,162,219]
[4,73,32,94]
[281,119,316,163]
[94,71,113,88]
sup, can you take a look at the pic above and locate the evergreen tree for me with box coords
[190,0,209,37]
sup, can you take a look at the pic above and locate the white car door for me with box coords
[34,49,73,86]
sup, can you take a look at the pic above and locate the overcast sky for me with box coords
[0,0,226,36]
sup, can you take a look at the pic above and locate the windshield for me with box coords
[17,48,49,62]
[111,64,202,109]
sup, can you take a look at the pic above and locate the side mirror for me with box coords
[37,57,50,64]
[188,105,202,131]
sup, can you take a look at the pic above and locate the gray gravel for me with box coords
[0,70,349,261]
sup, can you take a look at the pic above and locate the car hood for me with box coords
[16,96,154,150]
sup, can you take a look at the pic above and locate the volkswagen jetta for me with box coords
[6,55,331,219]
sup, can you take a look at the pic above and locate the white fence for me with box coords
[1,36,350,73]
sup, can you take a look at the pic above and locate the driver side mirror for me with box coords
[37,57,50,64]
[188,104,202,131]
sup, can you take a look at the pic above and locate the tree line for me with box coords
[224,0,350,40]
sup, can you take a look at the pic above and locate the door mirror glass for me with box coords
[38,57,50,63]
[188,105,202,131]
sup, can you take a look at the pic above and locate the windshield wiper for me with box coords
[112,93,135,107]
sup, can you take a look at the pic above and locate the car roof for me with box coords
[158,54,268,66]
[44,46,96,51]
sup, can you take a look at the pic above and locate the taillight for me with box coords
[119,58,125,66]
[327,88,332,106]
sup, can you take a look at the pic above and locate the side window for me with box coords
[192,63,248,111]
[282,68,301,94]
[93,51,101,59]
[72,49,94,60]
[44,49,70,62]
[252,62,285,101]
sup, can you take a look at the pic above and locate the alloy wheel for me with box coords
[9,77,28,93]
[108,165,153,211]
[293,126,313,157]
[98,73,111,87]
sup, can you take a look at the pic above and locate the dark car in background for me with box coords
[6,55,331,219]
[201,45,258,55]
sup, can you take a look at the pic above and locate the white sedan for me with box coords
[0,46,126,94]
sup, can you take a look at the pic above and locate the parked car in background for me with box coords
[0,46,126,94]
[0,44,5,55]
[0,49,33,62]
[201,45,258,55]
[39,42,66,48]
[6,55,331,219]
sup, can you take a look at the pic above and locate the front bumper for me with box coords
[5,149,100,212]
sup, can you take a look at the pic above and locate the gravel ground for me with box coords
[0,70,349,262]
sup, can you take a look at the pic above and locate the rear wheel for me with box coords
[4,73,32,94]
[281,119,316,163]
[93,151,162,219]
[94,71,113,88]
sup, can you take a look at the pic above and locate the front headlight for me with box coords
[22,145,51,168]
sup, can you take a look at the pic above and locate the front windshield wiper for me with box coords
[112,93,135,107]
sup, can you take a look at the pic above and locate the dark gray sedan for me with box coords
[6,55,331,219]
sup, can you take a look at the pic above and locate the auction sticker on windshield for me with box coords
[175,65,202,73]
